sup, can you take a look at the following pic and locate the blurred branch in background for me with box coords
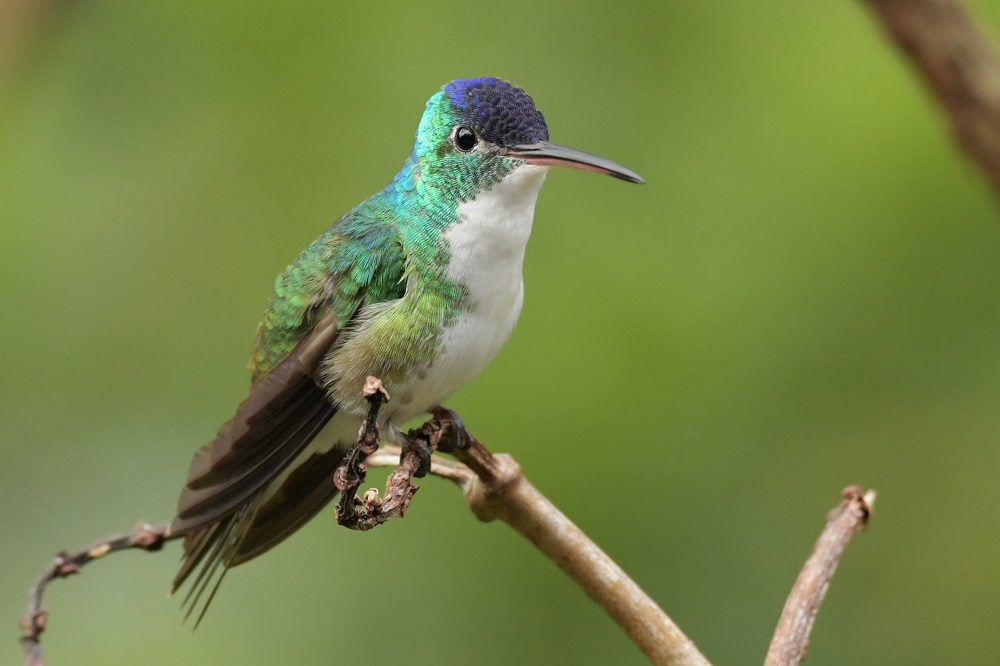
[863,0,1000,200]
[0,0,66,89]
[0,1,38,75]
[20,401,877,666]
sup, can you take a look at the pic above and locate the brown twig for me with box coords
[333,376,389,527]
[370,418,878,666]
[23,383,877,666]
[764,486,877,666]
[863,0,1000,198]
[334,376,441,530]
[368,412,712,666]
[20,522,172,666]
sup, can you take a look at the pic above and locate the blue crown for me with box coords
[444,77,549,147]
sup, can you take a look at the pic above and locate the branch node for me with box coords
[20,521,172,665]
[461,454,522,523]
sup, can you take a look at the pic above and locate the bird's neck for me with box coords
[390,156,545,275]
[365,158,546,324]
[443,164,547,314]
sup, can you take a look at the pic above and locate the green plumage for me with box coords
[169,76,642,626]
[250,215,406,380]
[250,89,512,387]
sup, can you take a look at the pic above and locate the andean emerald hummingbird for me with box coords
[169,77,643,619]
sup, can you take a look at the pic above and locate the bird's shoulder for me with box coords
[249,208,407,380]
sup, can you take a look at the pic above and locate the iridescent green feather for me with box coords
[249,89,515,386]
[249,217,405,381]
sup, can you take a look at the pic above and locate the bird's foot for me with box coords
[429,405,473,453]
[424,405,499,483]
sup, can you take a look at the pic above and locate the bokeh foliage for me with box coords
[2,1,1000,664]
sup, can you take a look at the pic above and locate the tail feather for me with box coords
[171,431,356,624]
[180,513,240,623]
[171,522,220,595]
[230,444,348,565]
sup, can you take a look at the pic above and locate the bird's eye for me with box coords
[454,126,478,152]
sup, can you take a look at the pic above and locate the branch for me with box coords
[764,486,877,666]
[333,376,442,530]
[23,388,876,666]
[20,522,173,666]
[334,376,396,529]
[367,411,712,666]
[863,0,1000,198]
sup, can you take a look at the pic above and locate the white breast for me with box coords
[391,164,548,423]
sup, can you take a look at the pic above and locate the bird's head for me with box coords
[408,77,643,202]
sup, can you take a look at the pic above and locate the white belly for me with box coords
[388,164,548,424]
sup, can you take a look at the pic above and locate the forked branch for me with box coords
[21,389,877,666]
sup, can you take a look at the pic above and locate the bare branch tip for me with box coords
[362,375,390,401]
[840,484,877,525]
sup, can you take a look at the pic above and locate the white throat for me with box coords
[446,164,548,310]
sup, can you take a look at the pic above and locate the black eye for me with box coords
[454,126,478,152]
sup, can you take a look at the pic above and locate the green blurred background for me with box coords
[3,1,1000,664]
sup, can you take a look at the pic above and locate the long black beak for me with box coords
[505,142,644,184]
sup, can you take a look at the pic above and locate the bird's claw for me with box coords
[402,435,432,478]
[430,405,473,453]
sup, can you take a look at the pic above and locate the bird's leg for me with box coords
[334,376,389,527]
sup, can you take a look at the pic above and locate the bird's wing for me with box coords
[168,217,406,619]
[170,313,339,536]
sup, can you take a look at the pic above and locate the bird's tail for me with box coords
[170,442,348,627]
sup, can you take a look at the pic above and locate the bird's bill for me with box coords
[505,142,644,184]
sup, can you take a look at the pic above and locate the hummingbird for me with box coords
[168,77,644,620]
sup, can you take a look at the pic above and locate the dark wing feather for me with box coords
[228,444,347,565]
[170,314,338,598]
[172,521,221,596]
[169,219,407,619]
